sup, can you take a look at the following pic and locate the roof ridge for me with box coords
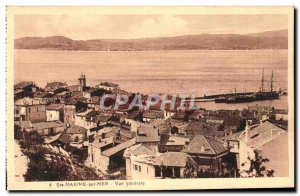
[205,136,216,154]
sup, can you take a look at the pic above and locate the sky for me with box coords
[14,14,288,40]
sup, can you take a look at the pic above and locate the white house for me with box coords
[88,133,135,174]
[46,104,64,122]
[124,144,189,180]
[238,121,287,177]
[74,109,98,132]
[88,135,115,173]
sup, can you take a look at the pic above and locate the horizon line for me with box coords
[14,28,288,41]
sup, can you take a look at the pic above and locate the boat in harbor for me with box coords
[214,69,280,104]
[215,94,254,103]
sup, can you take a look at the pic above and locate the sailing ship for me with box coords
[215,69,280,103]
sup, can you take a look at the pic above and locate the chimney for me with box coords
[260,119,263,125]
[244,120,250,142]
[200,145,205,153]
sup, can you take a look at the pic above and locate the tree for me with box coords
[241,150,274,177]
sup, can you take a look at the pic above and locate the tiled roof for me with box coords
[102,138,136,157]
[274,109,288,114]
[98,126,120,135]
[224,131,243,141]
[169,118,185,127]
[124,144,156,158]
[149,102,162,111]
[187,135,228,156]
[66,125,87,134]
[125,145,190,167]
[32,121,64,130]
[66,85,79,92]
[45,81,66,91]
[34,91,52,98]
[116,129,133,139]
[224,116,241,127]
[57,133,72,144]
[88,96,100,104]
[143,110,164,119]
[92,136,114,149]
[14,120,33,129]
[46,103,64,110]
[240,121,286,149]
[132,145,156,156]
[14,81,34,89]
[126,111,141,119]
[172,112,186,119]
[136,125,160,143]
[162,136,189,146]
[155,152,188,167]
[76,109,94,117]
[186,121,221,137]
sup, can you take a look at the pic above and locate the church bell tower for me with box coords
[78,74,86,92]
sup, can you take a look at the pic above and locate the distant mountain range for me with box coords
[14,29,288,51]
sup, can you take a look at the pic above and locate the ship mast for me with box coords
[270,70,274,92]
[261,68,265,92]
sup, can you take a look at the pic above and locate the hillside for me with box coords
[15,29,288,51]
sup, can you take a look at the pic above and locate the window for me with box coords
[155,166,161,177]
[133,164,141,172]
[49,128,54,135]
[28,108,31,113]
[15,110,19,115]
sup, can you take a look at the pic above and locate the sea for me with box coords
[14,49,289,110]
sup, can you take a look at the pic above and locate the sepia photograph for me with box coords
[6,6,294,190]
